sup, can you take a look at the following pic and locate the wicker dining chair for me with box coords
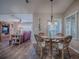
[34,34,46,59]
[58,35,72,59]
[39,32,45,36]
[56,33,64,36]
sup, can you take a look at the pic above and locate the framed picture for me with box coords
[2,25,9,34]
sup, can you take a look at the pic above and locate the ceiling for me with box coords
[0,0,74,14]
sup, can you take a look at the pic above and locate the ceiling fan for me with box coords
[26,0,29,3]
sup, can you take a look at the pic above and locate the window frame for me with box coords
[64,11,78,40]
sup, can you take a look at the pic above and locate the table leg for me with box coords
[61,49,64,59]
[49,40,52,59]
[9,40,12,45]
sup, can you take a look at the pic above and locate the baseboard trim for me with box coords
[70,46,79,54]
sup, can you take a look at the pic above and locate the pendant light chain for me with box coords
[50,0,53,22]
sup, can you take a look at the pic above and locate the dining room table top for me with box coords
[41,35,65,39]
[40,35,66,43]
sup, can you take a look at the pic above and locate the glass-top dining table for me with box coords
[40,35,65,59]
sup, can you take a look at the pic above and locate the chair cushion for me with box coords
[41,41,45,47]
[38,41,45,48]
[58,43,64,49]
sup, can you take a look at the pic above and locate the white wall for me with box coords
[38,13,50,35]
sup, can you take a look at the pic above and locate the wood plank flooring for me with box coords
[0,40,79,59]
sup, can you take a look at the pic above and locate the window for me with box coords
[48,18,62,37]
[64,11,78,39]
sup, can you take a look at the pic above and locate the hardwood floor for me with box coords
[0,40,79,59]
